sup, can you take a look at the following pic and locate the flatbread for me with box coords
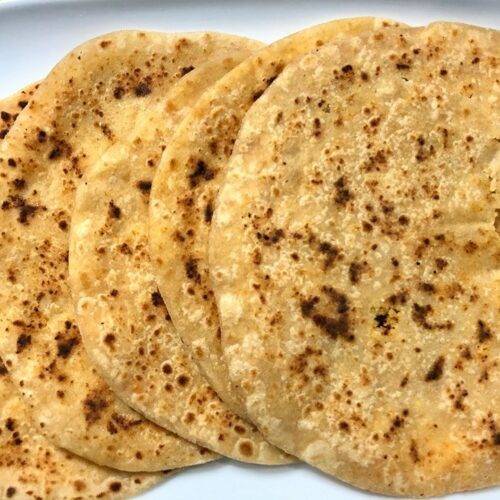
[0,30,256,470]
[0,88,170,498]
[210,23,499,496]
[0,358,169,499]
[69,50,292,464]
[149,17,399,417]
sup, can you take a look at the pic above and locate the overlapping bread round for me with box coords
[0,14,497,500]
[0,30,253,471]
[149,17,395,417]
[0,87,170,499]
[210,22,499,496]
[0,357,168,499]
[68,47,294,464]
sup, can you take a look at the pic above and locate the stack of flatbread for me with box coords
[0,18,497,499]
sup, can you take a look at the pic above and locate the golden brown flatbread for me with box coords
[69,49,292,464]
[0,87,170,499]
[210,22,499,496]
[0,357,169,499]
[149,17,395,417]
[0,31,256,470]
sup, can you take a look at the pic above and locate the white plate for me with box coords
[0,1,498,499]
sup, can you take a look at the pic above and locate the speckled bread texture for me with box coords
[0,30,261,471]
[68,48,293,465]
[0,357,168,500]
[149,17,398,418]
[0,84,40,141]
[210,23,499,496]
[0,87,169,499]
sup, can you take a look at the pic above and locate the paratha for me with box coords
[0,357,168,499]
[0,30,254,470]
[69,50,292,464]
[0,88,171,498]
[210,23,499,496]
[149,17,396,417]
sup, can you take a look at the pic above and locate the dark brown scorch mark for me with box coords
[477,320,492,342]
[204,201,213,223]
[136,180,152,193]
[18,204,38,224]
[374,312,391,335]
[48,147,62,160]
[188,160,215,188]
[425,356,445,381]
[110,412,142,431]
[185,258,201,283]
[348,261,363,284]
[16,334,31,353]
[300,286,353,341]
[419,282,435,294]
[388,290,408,306]
[151,290,165,307]
[134,82,151,97]
[2,194,42,225]
[83,392,109,424]
[108,200,121,219]
[0,358,8,376]
[180,65,194,76]
[104,334,116,347]
[256,228,284,246]
[412,303,452,331]
[113,87,125,99]
[333,176,352,205]
[177,374,190,387]
[56,335,80,359]
[318,241,340,270]
[110,482,122,493]
[410,440,420,462]
[11,178,26,190]
[435,258,448,270]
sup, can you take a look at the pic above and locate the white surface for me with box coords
[0,1,498,499]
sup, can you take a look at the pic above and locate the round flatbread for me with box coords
[0,88,171,499]
[210,23,499,496]
[149,17,396,417]
[69,50,291,464]
[0,357,169,499]
[0,30,254,471]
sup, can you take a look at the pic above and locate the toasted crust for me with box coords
[149,17,399,418]
[68,47,293,465]
[0,31,248,471]
[0,358,168,499]
[210,23,499,496]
